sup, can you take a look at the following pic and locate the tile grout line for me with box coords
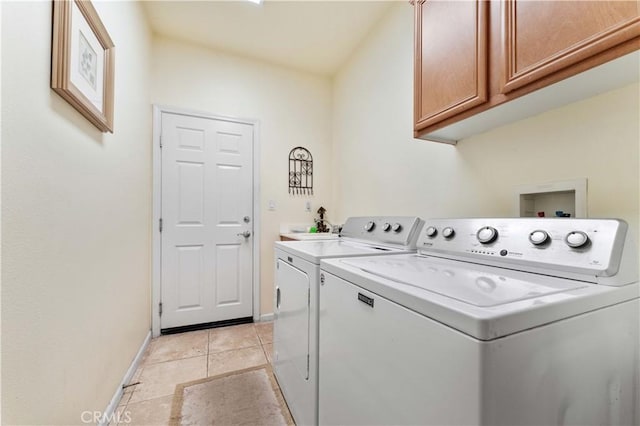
[255,323,268,363]
[254,324,265,362]
[142,352,208,367]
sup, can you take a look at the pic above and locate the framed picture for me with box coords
[51,0,115,133]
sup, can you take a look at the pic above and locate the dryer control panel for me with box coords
[341,216,424,248]
[418,218,637,285]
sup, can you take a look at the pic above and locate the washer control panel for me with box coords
[418,218,630,280]
[341,216,424,247]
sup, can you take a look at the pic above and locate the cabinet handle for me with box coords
[276,287,281,309]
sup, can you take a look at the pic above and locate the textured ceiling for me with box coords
[142,1,398,76]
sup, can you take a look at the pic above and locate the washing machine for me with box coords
[319,218,639,426]
[272,216,424,426]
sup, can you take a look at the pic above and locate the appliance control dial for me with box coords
[364,221,376,232]
[425,226,438,238]
[382,222,391,232]
[529,230,549,246]
[477,226,498,244]
[392,223,402,233]
[565,231,589,248]
[442,227,455,239]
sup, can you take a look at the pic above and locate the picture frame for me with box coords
[51,0,115,133]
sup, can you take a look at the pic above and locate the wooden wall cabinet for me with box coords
[414,0,488,130]
[414,0,640,143]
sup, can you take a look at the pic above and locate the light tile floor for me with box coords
[116,321,274,425]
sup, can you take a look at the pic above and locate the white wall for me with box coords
[332,3,639,241]
[151,36,333,316]
[1,1,152,424]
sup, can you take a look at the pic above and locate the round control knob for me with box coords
[565,231,589,248]
[529,230,549,246]
[382,222,391,232]
[425,226,438,238]
[392,223,402,233]
[442,227,455,239]
[364,221,375,232]
[476,226,498,244]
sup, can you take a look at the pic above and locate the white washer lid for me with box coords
[342,256,585,307]
[275,239,406,265]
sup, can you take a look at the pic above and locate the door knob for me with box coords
[237,230,251,238]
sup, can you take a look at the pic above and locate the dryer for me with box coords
[273,216,424,426]
[319,218,639,425]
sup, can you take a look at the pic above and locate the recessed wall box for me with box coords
[515,178,587,218]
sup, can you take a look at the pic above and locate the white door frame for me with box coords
[151,105,261,337]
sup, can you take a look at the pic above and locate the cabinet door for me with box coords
[414,0,488,133]
[501,0,640,93]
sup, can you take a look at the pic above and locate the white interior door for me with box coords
[160,112,254,329]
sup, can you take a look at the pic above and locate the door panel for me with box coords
[176,126,205,151]
[216,165,242,223]
[177,161,204,224]
[217,131,242,153]
[176,245,203,309]
[216,244,241,305]
[161,112,253,329]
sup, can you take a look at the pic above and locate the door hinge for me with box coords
[306,354,310,377]
[159,135,163,148]
[159,302,163,316]
[308,288,311,306]
[159,218,163,232]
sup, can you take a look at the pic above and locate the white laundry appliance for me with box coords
[273,216,424,426]
[319,218,639,426]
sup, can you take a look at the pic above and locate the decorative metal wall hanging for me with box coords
[288,147,313,195]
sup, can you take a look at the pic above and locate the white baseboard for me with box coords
[259,312,274,322]
[99,330,152,426]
